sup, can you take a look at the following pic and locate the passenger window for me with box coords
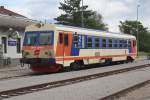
[119,40,123,48]
[123,40,128,48]
[108,39,112,48]
[102,38,106,48]
[59,33,63,44]
[73,34,78,48]
[95,37,100,48]
[87,37,92,48]
[82,36,85,48]
[114,39,118,48]
[128,40,131,48]
[64,34,68,46]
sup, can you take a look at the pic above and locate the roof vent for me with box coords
[0,6,4,9]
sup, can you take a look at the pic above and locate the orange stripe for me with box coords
[23,46,53,50]
[56,54,137,61]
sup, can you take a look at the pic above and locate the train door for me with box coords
[56,32,73,64]
[131,40,137,54]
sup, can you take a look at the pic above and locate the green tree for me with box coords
[119,20,150,52]
[119,20,148,36]
[55,0,108,31]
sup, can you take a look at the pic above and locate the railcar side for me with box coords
[21,24,137,73]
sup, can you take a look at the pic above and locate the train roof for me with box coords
[26,24,136,40]
[55,24,136,39]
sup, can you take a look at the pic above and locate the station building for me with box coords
[0,6,36,67]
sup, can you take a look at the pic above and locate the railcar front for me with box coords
[21,25,62,73]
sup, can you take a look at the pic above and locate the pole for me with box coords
[136,4,140,57]
[81,0,84,27]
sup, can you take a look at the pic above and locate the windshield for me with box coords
[24,33,38,46]
[23,31,53,46]
[39,33,52,45]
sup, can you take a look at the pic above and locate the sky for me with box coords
[0,0,149,32]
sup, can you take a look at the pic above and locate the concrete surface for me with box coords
[116,81,150,100]
[0,65,32,80]
[4,65,150,100]
[0,60,149,93]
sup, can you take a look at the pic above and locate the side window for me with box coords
[108,39,112,48]
[87,36,92,48]
[73,34,78,48]
[119,40,123,48]
[59,33,63,44]
[95,37,100,48]
[123,40,128,48]
[114,39,118,48]
[82,35,85,48]
[128,40,131,48]
[64,34,68,46]
[102,38,106,48]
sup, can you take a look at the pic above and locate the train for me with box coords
[21,23,137,73]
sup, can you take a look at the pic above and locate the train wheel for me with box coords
[70,60,84,70]
[105,59,112,65]
[127,56,134,63]
[70,62,79,70]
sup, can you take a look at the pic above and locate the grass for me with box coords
[138,52,150,56]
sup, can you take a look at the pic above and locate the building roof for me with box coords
[0,6,38,29]
[0,6,26,18]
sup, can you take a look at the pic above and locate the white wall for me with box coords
[0,30,24,59]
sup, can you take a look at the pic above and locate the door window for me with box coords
[59,33,63,44]
[64,34,69,46]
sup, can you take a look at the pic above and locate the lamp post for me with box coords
[81,0,84,27]
[137,4,140,56]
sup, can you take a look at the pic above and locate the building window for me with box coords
[17,38,21,53]
[95,37,100,48]
[2,37,7,53]
[102,38,106,48]
[87,37,92,48]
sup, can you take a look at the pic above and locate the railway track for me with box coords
[0,64,150,99]
[0,59,147,81]
[100,80,150,100]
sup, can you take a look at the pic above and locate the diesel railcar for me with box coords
[21,24,137,73]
